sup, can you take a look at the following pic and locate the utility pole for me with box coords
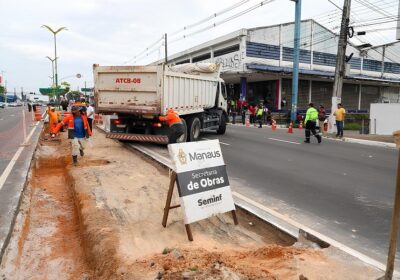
[329,0,352,133]
[164,33,168,65]
[290,0,302,122]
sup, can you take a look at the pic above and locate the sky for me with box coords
[0,0,398,94]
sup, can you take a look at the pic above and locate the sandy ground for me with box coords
[0,128,385,279]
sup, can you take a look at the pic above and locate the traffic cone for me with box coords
[299,121,303,130]
[272,119,277,131]
[288,122,293,133]
[246,117,250,127]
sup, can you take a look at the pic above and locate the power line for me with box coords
[169,0,276,45]
[170,0,252,36]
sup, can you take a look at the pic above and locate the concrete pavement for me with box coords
[0,106,43,261]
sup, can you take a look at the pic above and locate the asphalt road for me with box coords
[0,105,43,260]
[201,124,398,264]
[0,106,33,174]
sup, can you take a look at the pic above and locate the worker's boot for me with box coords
[304,138,310,143]
[316,135,322,144]
[72,155,78,166]
[79,148,84,157]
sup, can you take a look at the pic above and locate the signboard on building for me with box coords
[214,51,245,72]
[168,140,236,224]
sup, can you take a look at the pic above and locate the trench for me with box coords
[0,136,107,280]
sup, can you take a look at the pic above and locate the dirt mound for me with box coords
[144,245,312,279]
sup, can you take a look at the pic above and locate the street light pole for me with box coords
[41,25,67,92]
[46,56,56,87]
[290,0,302,122]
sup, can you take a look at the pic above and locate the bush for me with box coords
[344,123,361,130]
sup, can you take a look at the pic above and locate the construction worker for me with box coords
[159,108,185,144]
[304,103,322,144]
[256,104,264,128]
[54,105,92,165]
[47,106,60,138]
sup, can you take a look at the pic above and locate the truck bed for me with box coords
[93,64,220,116]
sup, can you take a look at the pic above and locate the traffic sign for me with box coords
[81,88,93,92]
[39,88,68,95]
[168,140,235,224]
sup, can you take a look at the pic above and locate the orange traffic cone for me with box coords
[246,117,250,127]
[272,119,277,131]
[299,121,303,130]
[288,122,293,133]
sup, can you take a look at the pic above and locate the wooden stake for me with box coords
[185,224,193,241]
[162,171,176,228]
[231,210,239,225]
[382,151,400,280]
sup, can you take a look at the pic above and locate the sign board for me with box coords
[168,140,235,224]
[81,87,93,92]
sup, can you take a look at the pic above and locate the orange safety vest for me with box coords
[55,113,92,139]
[159,110,182,127]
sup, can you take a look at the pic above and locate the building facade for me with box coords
[159,19,400,113]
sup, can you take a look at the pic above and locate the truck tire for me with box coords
[176,119,188,143]
[187,116,201,142]
[217,114,227,135]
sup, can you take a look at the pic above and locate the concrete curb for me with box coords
[325,136,396,149]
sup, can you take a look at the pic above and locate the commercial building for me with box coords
[159,19,400,112]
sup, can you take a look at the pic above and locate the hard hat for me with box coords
[71,106,79,113]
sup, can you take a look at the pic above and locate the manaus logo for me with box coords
[177,148,187,165]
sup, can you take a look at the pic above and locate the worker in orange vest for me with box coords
[159,108,185,143]
[47,105,60,138]
[54,105,92,165]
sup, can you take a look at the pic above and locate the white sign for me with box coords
[168,140,236,224]
[214,51,244,71]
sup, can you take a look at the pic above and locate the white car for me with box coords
[0,102,5,108]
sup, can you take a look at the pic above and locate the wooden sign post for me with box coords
[162,140,238,241]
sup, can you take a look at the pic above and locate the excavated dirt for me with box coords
[0,128,384,279]
[0,131,95,280]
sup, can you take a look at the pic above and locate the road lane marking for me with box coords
[268,138,300,145]
[202,137,230,146]
[0,120,40,191]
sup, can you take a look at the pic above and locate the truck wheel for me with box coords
[176,119,188,143]
[187,117,201,142]
[217,114,227,135]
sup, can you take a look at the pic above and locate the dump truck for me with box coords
[93,63,228,144]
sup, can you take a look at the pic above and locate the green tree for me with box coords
[0,85,5,94]
[66,91,81,101]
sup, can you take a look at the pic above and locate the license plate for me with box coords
[116,125,126,128]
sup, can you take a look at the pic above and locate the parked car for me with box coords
[0,102,5,108]
[7,102,18,107]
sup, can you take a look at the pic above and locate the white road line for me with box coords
[0,120,40,191]
[202,138,231,146]
[268,138,300,145]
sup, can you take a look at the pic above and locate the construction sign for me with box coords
[168,140,236,224]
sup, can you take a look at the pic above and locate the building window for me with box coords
[176,59,190,65]
[192,53,211,62]
[363,59,382,72]
[214,45,240,58]
[246,42,279,60]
